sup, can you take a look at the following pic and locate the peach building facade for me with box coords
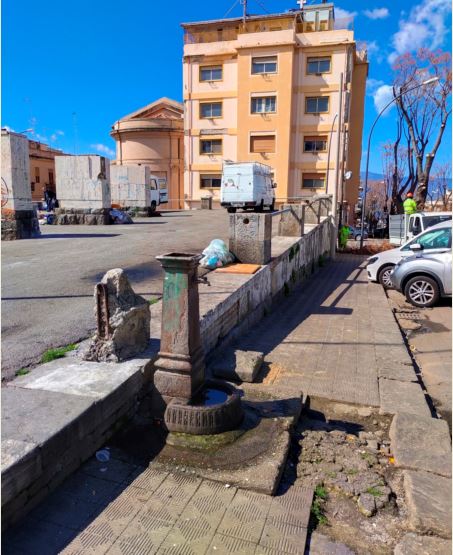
[28,140,65,202]
[110,98,184,209]
[182,3,367,222]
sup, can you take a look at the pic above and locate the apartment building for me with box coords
[181,2,367,222]
[29,140,65,202]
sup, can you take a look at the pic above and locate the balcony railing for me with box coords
[184,28,238,44]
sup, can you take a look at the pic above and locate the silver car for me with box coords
[390,226,452,307]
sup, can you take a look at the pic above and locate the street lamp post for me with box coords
[359,77,439,250]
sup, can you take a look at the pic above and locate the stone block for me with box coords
[278,204,304,237]
[389,412,451,477]
[379,378,431,417]
[394,533,452,555]
[403,470,451,538]
[211,349,264,382]
[229,213,272,265]
[1,439,42,505]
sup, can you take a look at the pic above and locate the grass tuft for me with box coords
[41,344,77,363]
[15,368,30,377]
[148,297,161,305]
[311,485,328,526]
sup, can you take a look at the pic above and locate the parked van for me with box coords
[157,178,168,205]
[389,212,451,245]
[220,162,276,213]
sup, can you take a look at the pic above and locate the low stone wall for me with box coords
[201,218,331,357]
[52,208,111,225]
[1,210,41,240]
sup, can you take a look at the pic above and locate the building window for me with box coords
[307,57,331,74]
[200,102,222,118]
[48,170,54,185]
[34,168,40,183]
[200,65,222,81]
[304,136,328,152]
[200,139,222,154]
[251,96,276,114]
[302,173,326,189]
[251,56,277,74]
[305,96,329,114]
[250,135,276,153]
[31,182,35,192]
[200,174,221,188]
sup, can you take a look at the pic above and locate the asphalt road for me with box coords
[1,211,229,381]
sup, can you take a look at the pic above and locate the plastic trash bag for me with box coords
[110,209,133,224]
[200,239,235,269]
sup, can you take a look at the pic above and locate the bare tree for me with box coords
[381,132,413,214]
[427,161,452,211]
[392,49,452,208]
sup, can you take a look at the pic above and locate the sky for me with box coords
[2,0,452,175]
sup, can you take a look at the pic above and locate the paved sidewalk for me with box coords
[2,255,439,554]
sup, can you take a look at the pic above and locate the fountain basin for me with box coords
[164,379,243,435]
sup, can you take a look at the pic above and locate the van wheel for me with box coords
[150,201,157,213]
[269,200,275,212]
[378,265,394,288]
[256,200,264,213]
[404,275,439,308]
[227,207,236,214]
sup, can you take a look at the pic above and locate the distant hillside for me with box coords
[360,171,384,180]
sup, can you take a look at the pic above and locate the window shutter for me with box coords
[251,135,276,153]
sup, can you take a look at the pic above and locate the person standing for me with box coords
[338,224,350,250]
[403,192,417,215]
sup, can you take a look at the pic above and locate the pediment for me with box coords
[119,98,183,122]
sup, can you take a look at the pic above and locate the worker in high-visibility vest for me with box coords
[338,224,350,249]
[403,192,417,215]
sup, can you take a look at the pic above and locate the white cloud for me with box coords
[363,8,389,19]
[35,133,48,143]
[50,130,65,142]
[335,6,358,20]
[373,84,394,113]
[366,78,385,93]
[2,125,15,132]
[365,41,384,63]
[389,0,452,62]
[56,130,64,136]
[91,143,115,158]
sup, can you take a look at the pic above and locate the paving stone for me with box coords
[217,490,272,543]
[378,363,417,382]
[389,413,451,477]
[305,532,355,554]
[208,533,257,554]
[403,470,452,538]
[60,473,121,505]
[379,379,431,417]
[259,520,308,554]
[38,490,102,531]
[80,456,138,484]
[266,486,313,528]
[129,465,168,493]
[4,518,76,555]
[60,530,113,554]
[394,533,452,555]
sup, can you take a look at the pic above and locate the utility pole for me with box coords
[330,72,344,260]
[241,0,247,22]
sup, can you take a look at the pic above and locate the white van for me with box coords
[157,178,168,205]
[220,162,276,213]
[389,212,451,245]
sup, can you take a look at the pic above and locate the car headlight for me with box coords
[367,256,378,264]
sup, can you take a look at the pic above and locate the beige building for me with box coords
[182,2,368,222]
[29,140,65,202]
[110,98,184,209]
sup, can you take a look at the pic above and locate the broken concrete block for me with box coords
[83,268,150,362]
[389,412,451,477]
[403,470,452,538]
[212,350,264,382]
[357,493,376,517]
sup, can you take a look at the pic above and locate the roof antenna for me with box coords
[241,0,247,22]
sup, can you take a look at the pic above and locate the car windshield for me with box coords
[403,227,451,250]
[423,215,452,228]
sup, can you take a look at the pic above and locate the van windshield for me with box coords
[423,215,451,228]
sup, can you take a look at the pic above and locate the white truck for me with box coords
[389,212,452,245]
[220,162,276,213]
[110,165,168,213]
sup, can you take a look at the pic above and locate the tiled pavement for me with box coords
[240,254,404,407]
[3,255,413,554]
[3,457,313,555]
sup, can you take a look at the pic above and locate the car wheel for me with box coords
[150,201,157,213]
[404,276,440,308]
[355,234,361,241]
[378,265,395,288]
[269,200,275,212]
[227,207,236,214]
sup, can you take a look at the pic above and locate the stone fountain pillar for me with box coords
[153,253,205,404]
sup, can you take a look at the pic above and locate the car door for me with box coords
[401,227,451,257]
[441,252,452,294]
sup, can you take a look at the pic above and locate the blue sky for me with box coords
[2,0,451,174]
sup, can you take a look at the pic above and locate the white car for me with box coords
[367,221,452,288]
